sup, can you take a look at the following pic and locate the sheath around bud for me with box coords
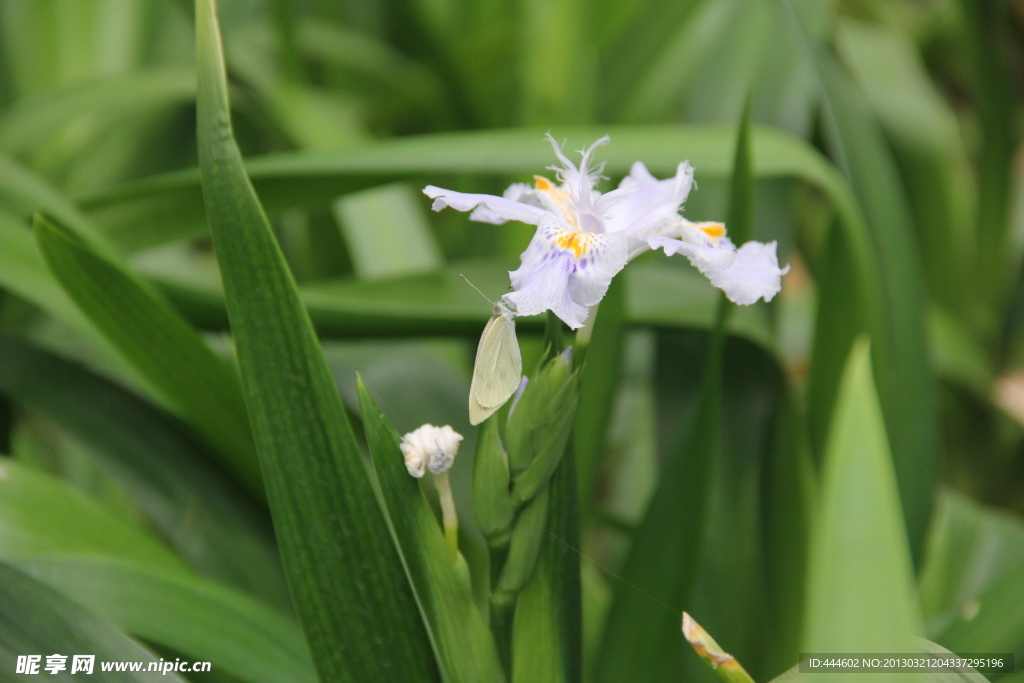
[400,424,464,478]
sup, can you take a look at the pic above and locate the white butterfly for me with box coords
[463,278,523,425]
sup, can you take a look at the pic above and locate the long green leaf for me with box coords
[194,0,439,679]
[0,154,98,243]
[150,259,775,353]
[938,564,1024,667]
[511,445,582,683]
[0,458,184,573]
[79,124,856,254]
[781,0,937,561]
[961,0,1017,308]
[332,181,444,279]
[596,101,755,683]
[357,379,505,683]
[919,490,1024,638]
[0,210,93,335]
[34,213,263,498]
[0,458,309,683]
[13,556,314,683]
[834,19,975,316]
[0,69,195,156]
[0,336,288,606]
[803,338,920,657]
[0,561,188,683]
[761,389,815,678]
[0,457,184,572]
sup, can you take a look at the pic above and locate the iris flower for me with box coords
[424,135,788,329]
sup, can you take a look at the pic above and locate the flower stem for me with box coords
[488,540,514,679]
[432,471,459,561]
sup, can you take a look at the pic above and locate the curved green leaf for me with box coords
[0,69,195,156]
[13,556,313,683]
[781,0,938,562]
[357,379,505,683]
[0,336,288,606]
[0,561,188,683]
[0,154,98,242]
[511,446,582,683]
[0,210,93,335]
[803,338,921,656]
[0,457,184,571]
[79,124,855,254]
[597,104,756,683]
[194,0,439,680]
[34,213,263,498]
[921,489,1024,638]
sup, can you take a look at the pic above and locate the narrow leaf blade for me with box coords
[194,0,438,679]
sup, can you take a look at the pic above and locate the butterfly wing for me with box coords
[469,312,522,425]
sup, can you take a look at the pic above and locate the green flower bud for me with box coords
[494,486,549,599]
[503,348,580,506]
[472,418,516,545]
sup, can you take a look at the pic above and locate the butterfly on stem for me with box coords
[461,275,523,425]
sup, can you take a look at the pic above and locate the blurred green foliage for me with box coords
[0,0,1022,681]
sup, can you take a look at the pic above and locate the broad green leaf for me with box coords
[761,390,815,679]
[0,0,152,98]
[782,0,938,561]
[595,0,707,120]
[803,339,921,660]
[960,0,1017,308]
[0,561,188,683]
[919,491,1024,638]
[78,124,856,254]
[357,379,505,683]
[13,556,314,683]
[617,0,738,123]
[928,306,992,399]
[0,210,92,335]
[0,458,307,683]
[511,446,582,683]
[835,19,975,316]
[194,1,438,680]
[0,457,183,571]
[938,563,1024,668]
[297,20,442,108]
[332,182,444,279]
[33,213,263,498]
[518,0,591,124]
[0,154,105,249]
[0,336,288,606]
[596,103,755,683]
[0,69,195,157]
[149,258,775,347]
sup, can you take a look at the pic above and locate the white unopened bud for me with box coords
[400,424,464,478]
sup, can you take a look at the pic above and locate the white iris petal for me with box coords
[422,135,788,327]
[507,220,628,329]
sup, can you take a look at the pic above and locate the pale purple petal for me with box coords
[649,235,788,305]
[602,161,694,235]
[423,185,549,225]
[506,219,628,329]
